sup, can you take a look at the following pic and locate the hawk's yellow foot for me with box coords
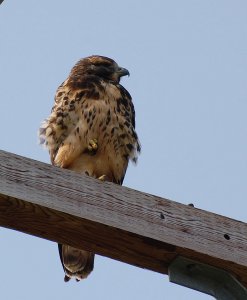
[88,139,98,152]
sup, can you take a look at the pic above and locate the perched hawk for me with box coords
[39,55,140,282]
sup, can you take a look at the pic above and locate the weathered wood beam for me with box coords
[0,150,247,286]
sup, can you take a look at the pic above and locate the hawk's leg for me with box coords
[87,139,98,152]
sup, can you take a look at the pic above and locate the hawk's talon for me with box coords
[98,175,107,181]
[88,139,98,152]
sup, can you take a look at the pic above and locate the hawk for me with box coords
[39,55,140,282]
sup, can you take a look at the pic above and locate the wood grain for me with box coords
[0,150,247,286]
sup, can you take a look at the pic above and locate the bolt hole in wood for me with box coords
[160,212,165,220]
[224,234,230,240]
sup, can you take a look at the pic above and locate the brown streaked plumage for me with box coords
[39,55,140,282]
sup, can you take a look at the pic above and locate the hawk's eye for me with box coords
[91,62,115,79]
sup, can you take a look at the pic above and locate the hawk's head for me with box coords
[70,55,130,83]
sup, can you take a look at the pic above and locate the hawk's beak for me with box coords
[117,67,130,77]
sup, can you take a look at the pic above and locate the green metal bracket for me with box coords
[168,256,247,299]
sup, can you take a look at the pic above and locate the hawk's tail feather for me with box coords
[64,275,71,282]
[58,244,95,282]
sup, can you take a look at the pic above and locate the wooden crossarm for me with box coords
[0,149,247,287]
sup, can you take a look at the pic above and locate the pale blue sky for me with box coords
[1,1,247,299]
